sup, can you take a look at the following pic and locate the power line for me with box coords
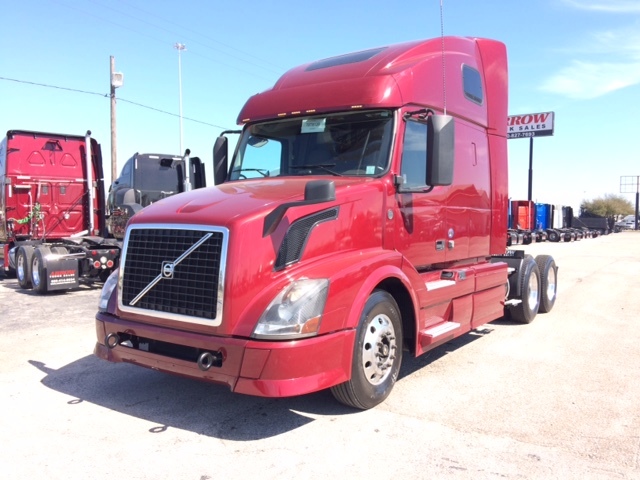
[50,0,280,81]
[86,0,283,75]
[0,76,105,98]
[0,76,231,130]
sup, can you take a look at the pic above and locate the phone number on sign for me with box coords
[507,132,536,139]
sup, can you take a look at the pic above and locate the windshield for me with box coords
[133,156,181,193]
[229,110,394,180]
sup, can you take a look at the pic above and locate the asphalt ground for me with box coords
[1,232,639,480]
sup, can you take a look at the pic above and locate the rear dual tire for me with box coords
[508,254,557,324]
[31,246,52,294]
[535,255,557,313]
[16,246,35,289]
[508,255,540,324]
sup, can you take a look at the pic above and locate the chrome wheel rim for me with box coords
[17,254,26,282]
[32,256,40,287]
[546,267,557,301]
[362,313,397,385]
[528,270,539,311]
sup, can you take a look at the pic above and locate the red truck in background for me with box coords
[95,36,558,409]
[0,130,120,293]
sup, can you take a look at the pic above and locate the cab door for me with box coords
[393,119,448,269]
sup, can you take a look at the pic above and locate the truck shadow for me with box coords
[0,279,101,295]
[28,324,504,441]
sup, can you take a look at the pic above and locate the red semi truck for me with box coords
[0,130,120,292]
[95,37,558,409]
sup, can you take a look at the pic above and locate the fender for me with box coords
[335,250,419,332]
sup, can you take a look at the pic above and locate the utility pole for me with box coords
[109,57,123,184]
[174,43,186,154]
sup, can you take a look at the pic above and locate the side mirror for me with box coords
[190,157,206,189]
[426,115,454,186]
[304,179,335,202]
[176,163,186,192]
[213,136,228,185]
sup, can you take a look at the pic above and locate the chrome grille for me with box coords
[120,225,227,325]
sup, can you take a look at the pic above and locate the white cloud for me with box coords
[540,24,640,99]
[540,60,640,99]
[562,0,640,13]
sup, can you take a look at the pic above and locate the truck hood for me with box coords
[128,179,301,226]
[128,177,366,227]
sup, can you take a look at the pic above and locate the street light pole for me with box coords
[174,42,186,154]
[109,56,123,185]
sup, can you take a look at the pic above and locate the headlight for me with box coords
[252,278,329,339]
[98,269,119,312]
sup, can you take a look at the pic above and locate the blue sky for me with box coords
[2,0,639,211]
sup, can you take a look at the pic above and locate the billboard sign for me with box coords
[507,112,554,139]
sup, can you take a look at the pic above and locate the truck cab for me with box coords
[96,37,557,409]
[106,152,205,239]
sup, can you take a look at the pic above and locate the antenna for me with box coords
[440,0,447,115]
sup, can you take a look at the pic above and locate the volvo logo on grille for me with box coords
[162,261,175,279]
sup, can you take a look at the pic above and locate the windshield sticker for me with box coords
[301,118,326,134]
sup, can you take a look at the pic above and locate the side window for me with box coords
[462,65,483,105]
[399,120,427,190]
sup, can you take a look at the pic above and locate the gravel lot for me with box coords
[1,233,639,480]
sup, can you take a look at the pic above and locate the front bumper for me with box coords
[95,313,355,398]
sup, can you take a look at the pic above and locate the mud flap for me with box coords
[491,250,526,300]
[45,257,79,291]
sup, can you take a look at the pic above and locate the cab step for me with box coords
[419,321,461,348]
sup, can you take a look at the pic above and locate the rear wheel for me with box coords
[31,246,52,294]
[508,255,540,324]
[535,255,557,313]
[331,290,403,409]
[16,246,35,289]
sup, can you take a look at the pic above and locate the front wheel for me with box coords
[331,290,403,409]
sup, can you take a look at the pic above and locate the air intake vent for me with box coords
[275,208,338,270]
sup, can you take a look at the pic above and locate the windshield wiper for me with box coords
[291,164,342,176]
[234,168,270,177]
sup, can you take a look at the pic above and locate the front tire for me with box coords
[331,290,403,409]
[16,246,35,289]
